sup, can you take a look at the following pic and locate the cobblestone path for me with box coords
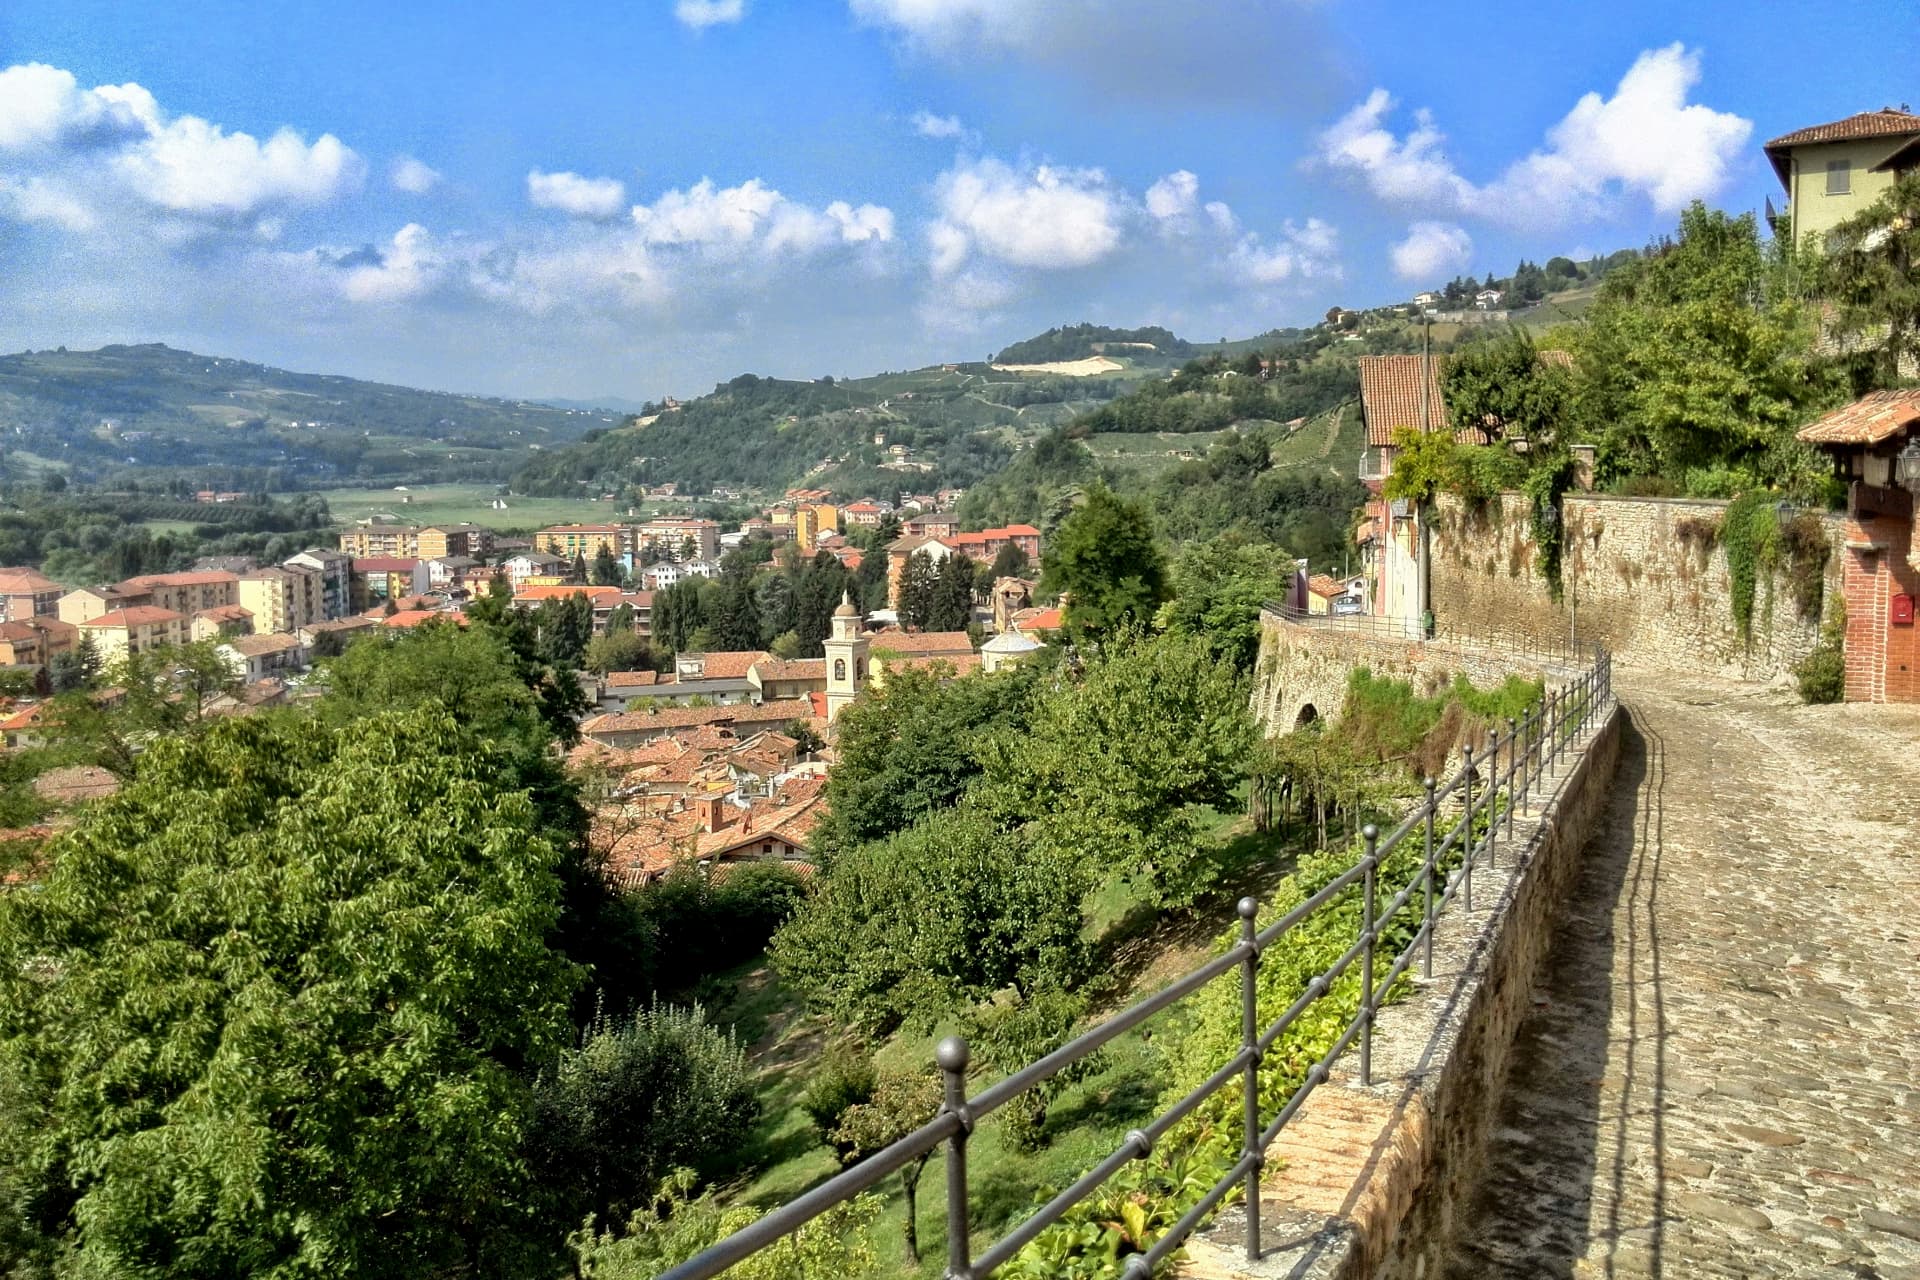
[1447,673,1920,1279]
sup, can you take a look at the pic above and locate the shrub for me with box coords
[801,1040,877,1161]
[1795,600,1846,705]
[531,1000,759,1223]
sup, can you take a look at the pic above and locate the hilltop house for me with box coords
[0,569,62,623]
[1765,108,1920,248]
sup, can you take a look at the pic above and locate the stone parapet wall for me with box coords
[1183,699,1624,1279]
[1428,493,1844,680]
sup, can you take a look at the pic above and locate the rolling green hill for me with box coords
[0,344,610,491]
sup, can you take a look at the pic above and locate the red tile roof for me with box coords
[682,650,771,680]
[384,609,466,628]
[353,557,422,573]
[581,698,813,738]
[122,571,238,589]
[1359,355,1451,447]
[1765,109,1920,185]
[877,651,984,676]
[195,604,254,623]
[752,658,826,682]
[1012,606,1063,634]
[1796,389,1920,446]
[513,584,623,603]
[866,629,974,655]
[224,632,302,656]
[605,669,660,687]
[0,568,60,594]
[1307,574,1342,599]
[82,606,184,629]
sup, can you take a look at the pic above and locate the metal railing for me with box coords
[1264,602,1589,663]
[659,649,1615,1280]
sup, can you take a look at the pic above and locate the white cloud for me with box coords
[390,155,441,194]
[1319,45,1751,228]
[339,223,444,303]
[912,111,967,140]
[1229,218,1340,285]
[1145,170,1199,222]
[630,178,894,254]
[528,169,629,220]
[929,157,1125,275]
[0,61,361,228]
[1389,221,1472,281]
[676,0,746,28]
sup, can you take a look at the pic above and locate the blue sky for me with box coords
[0,1,1913,401]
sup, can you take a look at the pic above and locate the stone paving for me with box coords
[1446,673,1920,1279]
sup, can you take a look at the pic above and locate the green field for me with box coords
[314,484,636,532]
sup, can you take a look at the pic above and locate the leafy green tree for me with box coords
[572,551,589,583]
[591,545,623,586]
[530,1002,757,1225]
[48,634,101,693]
[1157,536,1294,671]
[771,804,1088,1032]
[1815,170,1920,392]
[44,641,240,778]
[1572,204,1843,487]
[813,661,1043,855]
[709,572,762,652]
[0,708,583,1278]
[769,629,802,660]
[652,580,706,653]
[584,628,650,674]
[1040,484,1170,640]
[793,554,849,657]
[1442,327,1571,451]
[988,540,1031,581]
[977,630,1254,906]
[831,1069,942,1262]
[535,593,595,669]
[604,601,636,634]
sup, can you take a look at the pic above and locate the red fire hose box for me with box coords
[1895,593,1915,626]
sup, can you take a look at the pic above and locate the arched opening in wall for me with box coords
[1294,703,1320,729]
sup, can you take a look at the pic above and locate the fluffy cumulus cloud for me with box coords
[1389,221,1473,281]
[0,61,361,231]
[631,178,893,251]
[1230,218,1339,285]
[928,157,1125,275]
[675,0,747,29]
[1319,45,1751,228]
[389,155,441,194]
[527,169,629,220]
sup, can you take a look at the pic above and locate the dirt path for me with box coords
[1447,672,1920,1279]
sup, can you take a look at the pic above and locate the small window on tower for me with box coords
[833,658,846,681]
[1826,160,1850,195]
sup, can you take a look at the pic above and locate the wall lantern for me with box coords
[1897,436,1920,494]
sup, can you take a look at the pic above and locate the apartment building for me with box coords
[338,524,419,558]
[636,517,722,563]
[416,523,494,560]
[534,524,633,561]
[0,568,63,622]
[81,606,187,663]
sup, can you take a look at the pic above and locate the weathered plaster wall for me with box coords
[1428,493,1845,680]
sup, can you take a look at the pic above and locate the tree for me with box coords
[530,1002,757,1225]
[604,602,636,634]
[48,633,101,693]
[1441,326,1571,451]
[831,1070,942,1261]
[769,629,802,660]
[988,541,1030,582]
[584,629,650,674]
[572,551,589,583]
[43,641,240,779]
[771,804,1088,1032]
[0,708,584,1278]
[535,593,594,669]
[568,1171,878,1280]
[898,550,939,629]
[927,553,977,632]
[1040,485,1169,640]
[708,573,762,652]
[1157,536,1295,672]
[308,626,352,660]
[592,545,623,586]
[1815,170,1920,393]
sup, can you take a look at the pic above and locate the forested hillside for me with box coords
[0,344,606,490]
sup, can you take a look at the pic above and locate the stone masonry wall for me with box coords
[1428,493,1845,680]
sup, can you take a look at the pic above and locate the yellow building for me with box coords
[237,567,322,635]
[118,571,239,616]
[534,524,631,561]
[415,523,493,560]
[1765,109,1920,249]
[80,606,186,663]
[338,524,419,558]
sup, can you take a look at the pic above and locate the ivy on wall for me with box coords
[1723,492,1830,646]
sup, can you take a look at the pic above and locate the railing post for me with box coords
[1518,705,1532,816]
[1504,716,1518,839]
[1486,726,1500,868]
[1461,745,1475,913]
[1360,824,1378,1086]
[1421,776,1437,979]
[937,1036,972,1279]
[1238,897,1262,1262]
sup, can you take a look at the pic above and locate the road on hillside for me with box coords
[1447,671,1920,1279]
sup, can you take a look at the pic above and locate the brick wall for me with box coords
[1428,493,1845,680]
[1840,488,1919,704]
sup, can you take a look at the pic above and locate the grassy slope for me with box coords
[316,483,644,532]
[700,805,1308,1278]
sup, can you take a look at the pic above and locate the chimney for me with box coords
[697,793,729,833]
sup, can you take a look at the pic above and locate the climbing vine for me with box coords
[1723,490,1776,645]
[1522,454,1576,601]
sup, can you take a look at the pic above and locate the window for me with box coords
[833,658,846,681]
[1826,160,1851,196]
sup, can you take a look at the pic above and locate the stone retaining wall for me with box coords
[1184,697,1623,1279]
[1429,493,1844,680]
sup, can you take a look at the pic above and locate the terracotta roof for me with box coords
[752,658,826,683]
[352,557,422,573]
[224,632,302,657]
[1359,355,1450,447]
[581,698,813,738]
[306,615,378,634]
[539,523,626,534]
[1012,606,1063,634]
[33,764,119,804]
[1765,109,1920,186]
[195,604,254,621]
[0,568,60,594]
[887,533,952,556]
[82,606,184,629]
[122,571,237,589]
[0,618,71,643]
[866,629,974,655]
[384,609,465,628]
[1307,574,1342,599]
[878,651,984,676]
[1796,389,1920,446]
[605,669,660,687]
[681,650,771,680]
